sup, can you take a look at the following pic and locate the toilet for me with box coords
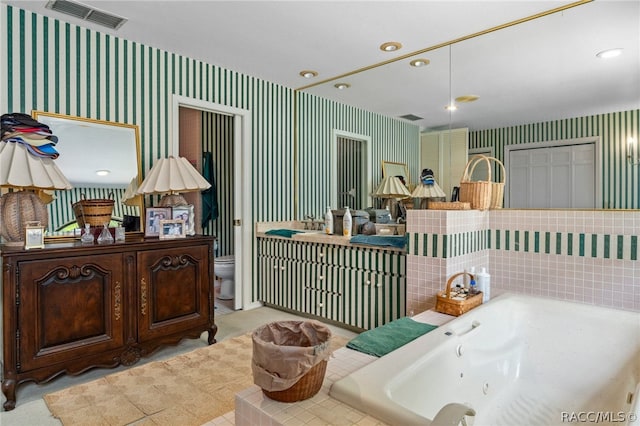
[214,255,235,300]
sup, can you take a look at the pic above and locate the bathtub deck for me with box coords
[233,310,454,425]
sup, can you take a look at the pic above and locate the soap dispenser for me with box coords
[325,206,333,235]
[476,268,491,303]
[343,206,352,237]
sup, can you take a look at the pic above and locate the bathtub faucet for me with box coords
[431,402,476,426]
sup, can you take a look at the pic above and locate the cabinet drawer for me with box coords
[18,254,126,371]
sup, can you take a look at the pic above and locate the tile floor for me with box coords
[0,304,358,426]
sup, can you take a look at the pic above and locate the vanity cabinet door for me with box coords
[18,253,126,372]
[137,244,210,342]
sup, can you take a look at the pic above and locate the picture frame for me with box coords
[171,204,195,236]
[24,223,45,250]
[159,219,186,239]
[145,207,172,237]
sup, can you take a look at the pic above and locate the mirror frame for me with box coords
[31,111,145,240]
[381,161,410,185]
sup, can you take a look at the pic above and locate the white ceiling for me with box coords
[3,0,639,131]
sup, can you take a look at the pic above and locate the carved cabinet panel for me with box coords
[137,245,210,343]
[18,253,125,371]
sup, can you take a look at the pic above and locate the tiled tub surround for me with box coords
[406,209,640,314]
[234,310,453,426]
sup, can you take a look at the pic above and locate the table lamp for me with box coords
[0,141,72,245]
[411,180,446,209]
[373,176,411,219]
[136,156,211,207]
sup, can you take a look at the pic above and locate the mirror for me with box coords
[300,1,639,209]
[31,111,144,237]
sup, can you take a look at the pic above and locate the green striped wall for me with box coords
[201,111,234,257]
[470,109,640,209]
[408,230,488,259]
[297,92,420,216]
[2,5,420,305]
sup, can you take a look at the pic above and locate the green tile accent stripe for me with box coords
[410,229,638,261]
[408,230,489,258]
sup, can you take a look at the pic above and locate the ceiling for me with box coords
[3,0,639,131]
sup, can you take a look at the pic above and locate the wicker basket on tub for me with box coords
[435,271,483,316]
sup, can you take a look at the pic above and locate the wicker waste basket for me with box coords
[252,320,333,402]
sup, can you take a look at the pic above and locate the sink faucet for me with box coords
[431,403,476,426]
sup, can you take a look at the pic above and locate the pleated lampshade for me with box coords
[411,181,446,198]
[373,176,411,198]
[136,156,211,207]
[0,141,73,245]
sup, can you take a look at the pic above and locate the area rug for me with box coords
[44,333,350,426]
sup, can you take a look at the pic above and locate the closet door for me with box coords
[508,143,596,208]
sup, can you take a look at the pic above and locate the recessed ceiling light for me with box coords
[409,58,430,67]
[444,104,457,111]
[334,83,351,90]
[596,48,623,59]
[455,95,479,103]
[380,42,402,52]
[299,70,318,78]
[95,169,111,176]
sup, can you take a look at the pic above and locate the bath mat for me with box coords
[44,332,350,425]
[346,317,437,357]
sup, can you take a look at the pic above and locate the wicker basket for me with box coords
[427,201,471,210]
[459,155,492,210]
[262,359,328,402]
[435,271,483,316]
[72,194,115,227]
[486,156,506,209]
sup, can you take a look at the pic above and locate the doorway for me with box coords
[172,95,254,311]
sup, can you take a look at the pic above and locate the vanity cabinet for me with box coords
[0,236,216,411]
[257,237,405,330]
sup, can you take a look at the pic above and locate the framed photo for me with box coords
[159,219,186,239]
[172,204,195,236]
[25,224,45,249]
[145,207,172,237]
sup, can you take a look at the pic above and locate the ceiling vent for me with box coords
[399,114,423,121]
[46,0,127,30]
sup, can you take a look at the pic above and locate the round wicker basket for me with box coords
[0,191,48,245]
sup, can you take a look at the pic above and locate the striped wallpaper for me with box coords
[2,5,420,305]
[296,92,420,217]
[201,111,234,257]
[470,109,640,209]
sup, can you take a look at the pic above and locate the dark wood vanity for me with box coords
[0,235,216,410]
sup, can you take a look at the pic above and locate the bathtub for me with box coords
[330,293,640,425]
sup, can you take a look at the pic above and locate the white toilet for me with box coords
[214,255,235,300]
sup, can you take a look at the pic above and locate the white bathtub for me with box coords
[330,293,640,425]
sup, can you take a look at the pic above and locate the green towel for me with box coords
[265,229,304,238]
[347,317,437,357]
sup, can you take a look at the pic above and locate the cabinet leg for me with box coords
[2,379,16,411]
[207,323,218,345]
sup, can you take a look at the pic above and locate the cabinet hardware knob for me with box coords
[319,275,324,280]
[281,266,285,270]
[273,265,278,269]
[318,302,324,308]
[365,280,371,285]
[376,283,382,288]
[319,253,324,257]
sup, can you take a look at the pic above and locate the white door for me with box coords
[507,142,596,208]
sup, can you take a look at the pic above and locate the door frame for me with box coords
[330,129,372,209]
[503,136,601,208]
[171,95,255,310]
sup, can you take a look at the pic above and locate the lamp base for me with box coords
[158,193,188,207]
[0,191,49,245]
